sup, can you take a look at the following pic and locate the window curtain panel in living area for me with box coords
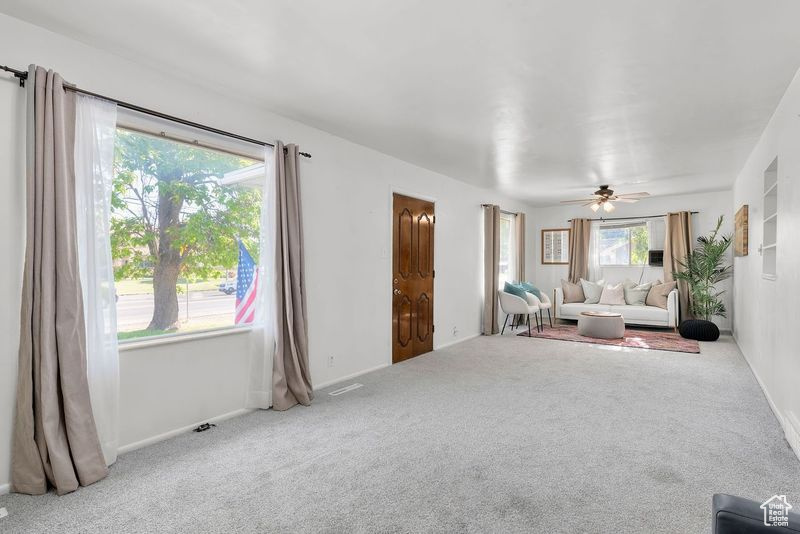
[74,94,120,466]
[271,141,313,411]
[664,211,693,320]
[514,212,525,283]
[567,218,591,283]
[482,204,500,335]
[587,221,601,283]
[12,66,108,495]
[247,145,278,409]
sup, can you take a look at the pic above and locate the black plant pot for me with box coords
[679,319,720,342]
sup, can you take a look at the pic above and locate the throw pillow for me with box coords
[518,281,543,300]
[599,283,626,305]
[580,278,605,304]
[646,280,677,309]
[561,279,585,303]
[623,280,653,306]
[503,282,528,300]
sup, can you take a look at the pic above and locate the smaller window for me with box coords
[598,224,649,266]
[498,212,517,288]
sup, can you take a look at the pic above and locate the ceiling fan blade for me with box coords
[560,198,597,204]
[583,201,599,207]
[613,198,638,203]
[616,192,650,198]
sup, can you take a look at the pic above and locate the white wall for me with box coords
[0,13,535,490]
[528,190,734,330]
[732,68,800,459]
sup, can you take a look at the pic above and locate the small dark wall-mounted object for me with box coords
[648,250,664,266]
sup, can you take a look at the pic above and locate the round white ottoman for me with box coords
[577,311,625,339]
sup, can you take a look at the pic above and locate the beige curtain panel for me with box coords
[13,66,108,495]
[567,218,591,283]
[664,211,694,321]
[271,142,314,411]
[515,212,526,282]
[482,205,500,335]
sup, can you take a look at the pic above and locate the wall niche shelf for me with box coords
[762,157,778,280]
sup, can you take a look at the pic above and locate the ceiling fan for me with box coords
[560,185,649,213]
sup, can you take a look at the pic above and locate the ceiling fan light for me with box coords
[590,202,600,212]
[603,201,615,212]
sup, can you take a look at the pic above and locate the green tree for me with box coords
[631,225,648,265]
[111,130,261,331]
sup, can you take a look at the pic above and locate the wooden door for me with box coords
[392,194,435,363]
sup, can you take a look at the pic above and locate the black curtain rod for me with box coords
[480,203,518,216]
[1,64,311,158]
[568,211,698,223]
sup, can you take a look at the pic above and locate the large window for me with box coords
[111,128,263,341]
[598,223,649,266]
[498,212,517,288]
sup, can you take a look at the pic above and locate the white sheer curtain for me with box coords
[587,221,602,282]
[74,95,119,466]
[247,146,277,408]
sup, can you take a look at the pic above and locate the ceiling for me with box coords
[3,0,800,205]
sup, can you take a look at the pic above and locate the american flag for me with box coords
[235,241,258,324]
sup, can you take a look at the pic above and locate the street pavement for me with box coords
[116,290,235,330]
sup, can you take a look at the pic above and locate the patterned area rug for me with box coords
[517,323,700,353]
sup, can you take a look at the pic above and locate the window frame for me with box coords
[498,211,517,289]
[112,112,267,346]
[597,222,649,267]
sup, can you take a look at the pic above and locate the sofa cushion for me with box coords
[559,303,611,317]
[622,280,654,306]
[646,281,677,309]
[599,283,626,305]
[609,305,669,323]
[580,278,605,304]
[561,279,585,303]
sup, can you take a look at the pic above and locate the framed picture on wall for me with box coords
[735,204,748,256]
[541,228,570,264]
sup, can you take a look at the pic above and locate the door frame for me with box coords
[388,187,437,364]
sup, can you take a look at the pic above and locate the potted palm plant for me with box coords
[673,216,732,341]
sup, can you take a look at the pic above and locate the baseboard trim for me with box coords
[314,363,390,391]
[785,412,800,461]
[735,334,782,423]
[117,408,254,455]
[434,333,480,351]
[0,482,9,496]
[732,334,799,463]
[314,335,480,391]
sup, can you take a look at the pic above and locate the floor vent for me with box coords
[328,383,363,396]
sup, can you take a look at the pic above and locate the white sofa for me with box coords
[554,287,679,329]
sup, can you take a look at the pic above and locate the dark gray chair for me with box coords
[713,494,800,533]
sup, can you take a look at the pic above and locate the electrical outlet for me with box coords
[328,354,335,368]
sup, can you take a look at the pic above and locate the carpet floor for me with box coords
[1,335,798,533]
